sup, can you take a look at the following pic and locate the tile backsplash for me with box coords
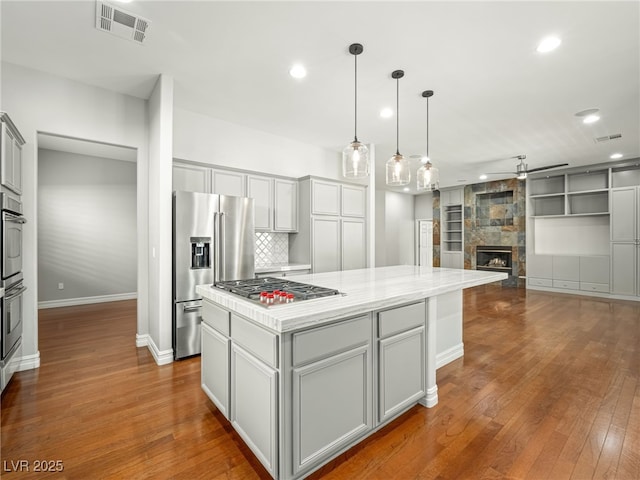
[255,232,289,267]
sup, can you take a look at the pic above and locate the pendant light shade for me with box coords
[417,90,440,191]
[343,43,369,179]
[386,70,410,186]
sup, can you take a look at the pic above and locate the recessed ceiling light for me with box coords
[403,187,410,192]
[479,174,488,180]
[380,108,393,118]
[536,36,561,53]
[610,153,623,159]
[583,114,600,124]
[289,64,307,79]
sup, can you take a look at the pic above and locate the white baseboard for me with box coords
[436,343,464,369]
[17,351,40,371]
[143,335,173,365]
[419,385,439,408]
[136,333,149,348]
[38,292,137,309]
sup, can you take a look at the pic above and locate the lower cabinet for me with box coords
[377,301,426,423]
[378,327,425,423]
[201,322,230,419]
[291,344,372,475]
[231,343,278,477]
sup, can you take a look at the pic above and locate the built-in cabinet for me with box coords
[439,187,464,269]
[291,315,372,475]
[610,186,640,296]
[290,177,367,273]
[529,169,609,217]
[377,302,425,423]
[1,112,25,196]
[172,161,298,232]
[201,296,432,479]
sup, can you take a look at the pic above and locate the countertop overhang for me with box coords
[196,265,507,333]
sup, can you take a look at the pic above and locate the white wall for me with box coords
[146,74,174,364]
[37,149,137,303]
[173,108,342,179]
[1,62,149,367]
[383,191,415,266]
[414,192,433,219]
[533,216,610,255]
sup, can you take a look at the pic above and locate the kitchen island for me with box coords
[196,265,506,479]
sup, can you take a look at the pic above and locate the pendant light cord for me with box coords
[396,76,400,155]
[354,54,358,142]
[426,96,429,158]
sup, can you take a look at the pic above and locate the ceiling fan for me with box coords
[485,155,568,180]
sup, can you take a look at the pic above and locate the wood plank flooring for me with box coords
[1,285,639,479]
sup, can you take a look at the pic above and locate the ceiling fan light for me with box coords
[386,153,410,186]
[342,140,369,178]
[517,172,527,180]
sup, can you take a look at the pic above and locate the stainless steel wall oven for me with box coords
[1,194,25,363]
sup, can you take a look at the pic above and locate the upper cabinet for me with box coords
[311,179,365,218]
[528,170,609,217]
[172,161,298,233]
[1,112,25,196]
[173,162,211,193]
[212,169,246,197]
[247,175,273,231]
[274,179,298,232]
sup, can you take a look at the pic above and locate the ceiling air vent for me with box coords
[95,1,150,45]
[594,133,622,143]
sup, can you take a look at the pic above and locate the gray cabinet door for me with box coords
[274,179,298,232]
[231,344,278,477]
[611,188,637,242]
[247,175,273,231]
[201,322,230,419]
[212,169,246,197]
[311,179,341,216]
[611,243,637,295]
[341,218,366,270]
[378,326,426,423]
[172,163,211,193]
[341,184,366,217]
[292,344,372,475]
[312,216,341,273]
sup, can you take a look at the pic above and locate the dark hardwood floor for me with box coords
[1,285,639,479]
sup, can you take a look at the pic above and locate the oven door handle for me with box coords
[5,216,26,224]
[5,285,26,301]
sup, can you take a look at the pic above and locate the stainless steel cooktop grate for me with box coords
[214,277,341,306]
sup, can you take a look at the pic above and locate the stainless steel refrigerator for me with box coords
[172,191,255,359]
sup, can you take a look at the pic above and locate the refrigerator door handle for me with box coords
[214,212,220,284]
[219,212,226,280]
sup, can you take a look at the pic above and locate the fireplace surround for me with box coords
[476,246,513,274]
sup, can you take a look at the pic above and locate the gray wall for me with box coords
[414,192,433,219]
[37,149,137,303]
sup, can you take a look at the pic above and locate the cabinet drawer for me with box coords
[552,280,580,290]
[202,300,230,335]
[292,315,370,367]
[231,314,278,368]
[377,302,425,338]
[528,277,552,288]
[580,282,610,293]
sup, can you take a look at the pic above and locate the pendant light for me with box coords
[386,70,410,186]
[342,43,369,179]
[417,90,440,191]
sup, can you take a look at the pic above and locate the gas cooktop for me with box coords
[214,277,342,307]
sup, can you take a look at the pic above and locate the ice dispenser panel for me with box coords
[190,237,211,269]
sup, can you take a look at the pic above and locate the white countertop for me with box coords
[196,265,507,333]
[254,263,311,274]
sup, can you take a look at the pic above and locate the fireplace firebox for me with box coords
[476,246,513,274]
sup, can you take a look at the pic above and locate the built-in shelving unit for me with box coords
[443,205,463,252]
[529,170,609,217]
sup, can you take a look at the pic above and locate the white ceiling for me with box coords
[2,1,639,192]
